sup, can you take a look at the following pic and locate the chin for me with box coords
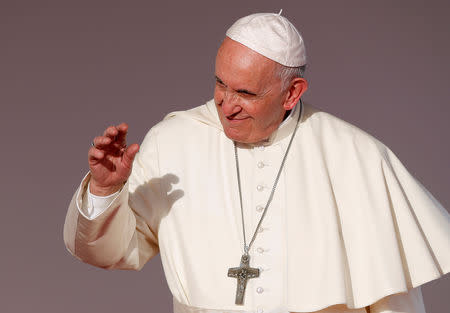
[220,118,267,144]
[223,127,266,144]
[223,127,250,143]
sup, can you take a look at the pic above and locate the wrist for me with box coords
[89,180,124,196]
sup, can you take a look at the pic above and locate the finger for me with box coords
[105,123,128,138]
[88,147,116,172]
[114,122,129,146]
[121,143,139,169]
[103,125,119,139]
[92,136,112,148]
[91,137,124,160]
[103,123,128,147]
[117,122,128,132]
[88,146,105,164]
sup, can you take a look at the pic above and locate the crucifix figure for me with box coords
[227,254,260,305]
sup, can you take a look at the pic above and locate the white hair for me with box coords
[274,64,306,91]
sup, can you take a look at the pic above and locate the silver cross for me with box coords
[227,254,260,305]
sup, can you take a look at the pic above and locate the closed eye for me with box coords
[215,76,226,86]
[214,75,257,96]
[236,89,256,96]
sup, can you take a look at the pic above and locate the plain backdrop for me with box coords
[0,0,448,312]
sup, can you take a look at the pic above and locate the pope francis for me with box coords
[63,12,450,313]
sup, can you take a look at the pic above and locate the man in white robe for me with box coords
[63,12,449,313]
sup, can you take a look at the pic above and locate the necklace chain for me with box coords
[233,99,303,255]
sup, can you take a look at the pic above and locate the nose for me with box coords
[220,89,242,116]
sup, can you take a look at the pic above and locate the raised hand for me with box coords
[88,122,139,196]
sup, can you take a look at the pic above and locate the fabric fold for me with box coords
[335,145,449,308]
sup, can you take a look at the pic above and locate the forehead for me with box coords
[215,37,278,91]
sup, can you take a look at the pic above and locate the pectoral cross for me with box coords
[227,254,260,305]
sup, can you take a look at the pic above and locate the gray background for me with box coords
[1,0,449,312]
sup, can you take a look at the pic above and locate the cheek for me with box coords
[247,102,268,120]
[214,86,222,103]
[253,102,281,126]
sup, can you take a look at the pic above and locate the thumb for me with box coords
[122,143,140,168]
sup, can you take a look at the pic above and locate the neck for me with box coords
[248,109,293,145]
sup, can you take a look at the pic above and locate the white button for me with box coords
[256,287,264,294]
[258,267,264,273]
[256,205,264,212]
[258,146,265,151]
[258,227,264,233]
[257,247,264,253]
[256,185,264,191]
[257,161,265,168]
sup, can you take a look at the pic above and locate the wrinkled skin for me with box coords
[214,37,308,144]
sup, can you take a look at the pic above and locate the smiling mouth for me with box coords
[226,116,250,125]
[227,116,249,121]
[226,112,250,121]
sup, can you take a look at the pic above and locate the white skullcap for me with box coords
[225,10,307,67]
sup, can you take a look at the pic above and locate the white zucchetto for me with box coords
[225,11,307,67]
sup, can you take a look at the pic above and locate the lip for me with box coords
[226,116,250,124]
[226,116,249,121]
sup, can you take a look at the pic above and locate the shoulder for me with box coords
[139,101,219,152]
[156,104,207,132]
[301,102,390,161]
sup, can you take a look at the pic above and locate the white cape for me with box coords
[164,99,449,310]
[64,99,449,312]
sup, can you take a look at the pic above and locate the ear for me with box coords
[283,78,308,110]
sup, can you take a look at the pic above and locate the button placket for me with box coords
[252,145,289,307]
[251,145,274,303]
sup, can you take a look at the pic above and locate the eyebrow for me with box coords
[215,75,257,96]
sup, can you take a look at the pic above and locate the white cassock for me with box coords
[63,99,449,313]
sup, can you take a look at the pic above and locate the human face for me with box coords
[214,37,287,144]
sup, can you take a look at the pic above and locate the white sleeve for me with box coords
[79,181,121,220]
[64,128,161,270]
[368,286,427,313]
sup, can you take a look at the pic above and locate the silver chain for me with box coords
[234,99,303,255]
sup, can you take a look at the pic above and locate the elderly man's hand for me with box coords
[88,122,139,196]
